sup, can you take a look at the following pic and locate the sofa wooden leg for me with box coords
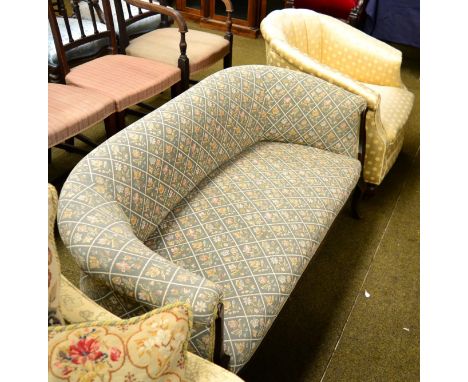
[213,302,230,369]
[351,183,364,219]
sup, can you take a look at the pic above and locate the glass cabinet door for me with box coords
[214,0,249,20]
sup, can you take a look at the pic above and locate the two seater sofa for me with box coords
[58,65,366,372]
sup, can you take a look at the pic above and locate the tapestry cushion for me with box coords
[126,27,230,74]
[48,16,109,67]
[49,184,64,326]
[48,303,191,381]
[144,141,361,370]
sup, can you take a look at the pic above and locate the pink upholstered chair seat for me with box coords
[48,83,115,148]
[65,54,181,112]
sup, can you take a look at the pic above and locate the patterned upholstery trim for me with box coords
[58,65,365,369]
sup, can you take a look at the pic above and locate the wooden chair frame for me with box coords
[115,0,233,90]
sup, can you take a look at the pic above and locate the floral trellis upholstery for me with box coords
[260,9,415,185]
[58,65,366,372]
[50,184,244,381]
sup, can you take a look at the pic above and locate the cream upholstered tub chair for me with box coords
[48,184,244,382]
[260,8,414,187]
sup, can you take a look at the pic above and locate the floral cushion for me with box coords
[49,184,64,326]
[48,303,192,381]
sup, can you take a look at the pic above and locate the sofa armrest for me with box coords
[266,38,380,110]
[58,186,223,340]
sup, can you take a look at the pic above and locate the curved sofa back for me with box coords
[58,65,365,246]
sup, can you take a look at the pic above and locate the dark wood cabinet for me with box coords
[175,0,285,38]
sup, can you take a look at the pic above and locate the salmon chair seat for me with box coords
[49,0,183,134]
[260,8,414,187]
[57,66,367,372]
[48,184,244,382]
[48,83,115,148]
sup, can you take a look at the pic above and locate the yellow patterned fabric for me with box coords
[49,184,64,326]
[186,353,244,382]
[261,9,415,185]
[48,303,192,382]
[60,276,118,324]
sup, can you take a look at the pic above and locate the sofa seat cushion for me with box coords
[48,84,115,147]
[363,83,414,143]
[126,28,230,75]
[65,54,181,112]
[144,141,360,371]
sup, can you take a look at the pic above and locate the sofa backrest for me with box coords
[58,65,365,244]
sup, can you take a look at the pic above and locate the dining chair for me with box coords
[48,0,183,132]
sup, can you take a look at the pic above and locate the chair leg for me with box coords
[223,52,232,69]
[55,143,89,156]
[116,110,126,132]
[136,102,155,112]
[104,113,119,138]
[75,134,97,148]
[171,82,182,98]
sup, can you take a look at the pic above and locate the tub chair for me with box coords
[57,65,367,372]
[49,184,244,382]
[260,8,414,188]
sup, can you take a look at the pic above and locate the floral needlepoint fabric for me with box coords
[48,303,192,381]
